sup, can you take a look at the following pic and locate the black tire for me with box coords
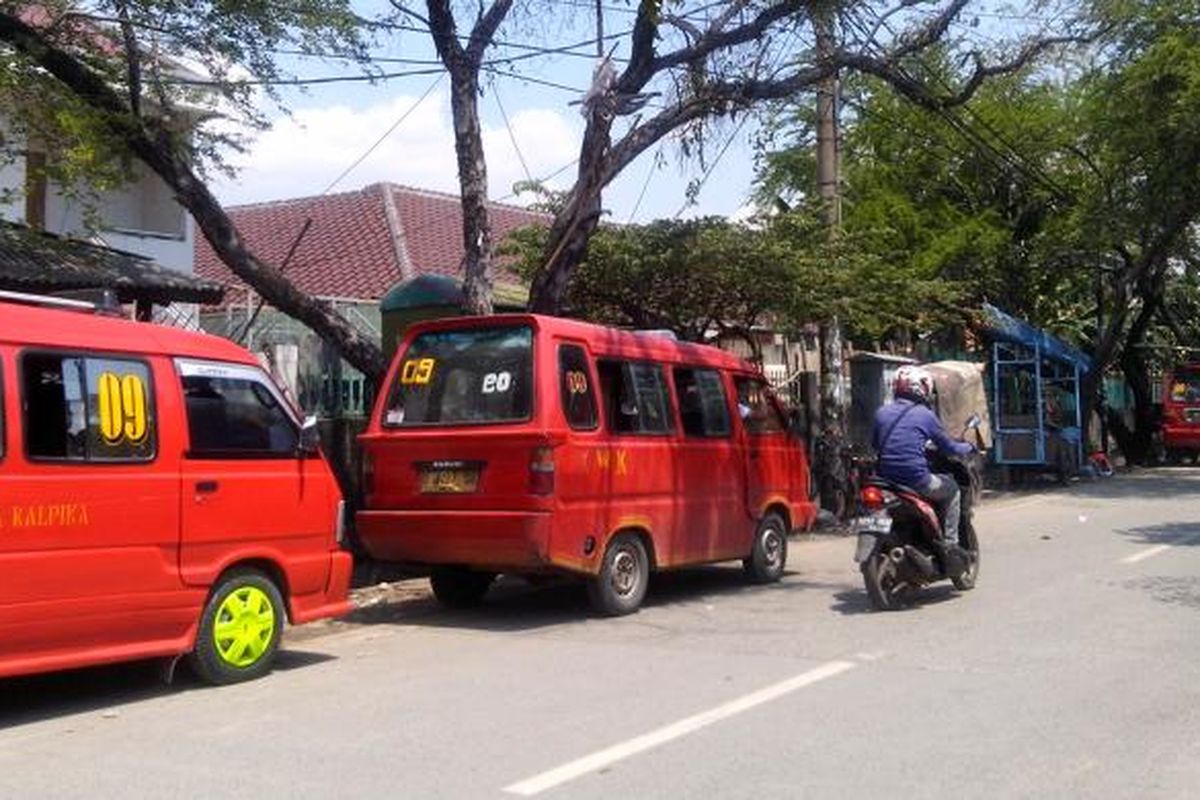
[189,569,285,685]
[861,549,912,611]
[743,512,788,584]
[587,533,649,616]
[952,523,981,591]
[430,566,495,609]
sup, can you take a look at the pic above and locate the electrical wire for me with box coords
[319,73,445,195]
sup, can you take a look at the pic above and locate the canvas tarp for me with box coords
[927,361,992,450]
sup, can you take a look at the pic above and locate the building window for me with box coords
[598,360,674,435]
[734,376,786,434]
[22,353,156,462]
[559,344,598,430]
[674,367,732,438]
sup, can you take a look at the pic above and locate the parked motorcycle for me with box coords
[851,415,984,611]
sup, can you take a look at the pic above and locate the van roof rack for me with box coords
[0,289,120,314]
[632,329,679,341]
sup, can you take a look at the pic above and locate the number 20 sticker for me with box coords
[97,372,148,445]
[482,371,512,394]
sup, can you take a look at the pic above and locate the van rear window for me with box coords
[383,326,533,426]
[1169,372,1200,403]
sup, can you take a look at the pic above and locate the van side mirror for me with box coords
[298,415,321,457]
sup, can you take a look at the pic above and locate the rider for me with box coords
[871,365,974,575]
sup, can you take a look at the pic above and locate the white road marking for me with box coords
[1121,533,1200,564]
[502,660,856,796]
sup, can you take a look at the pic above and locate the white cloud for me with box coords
[212,91,581,207]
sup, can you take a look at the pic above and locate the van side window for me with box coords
[183,374,299,457]
[22,353,156,461]
[559,345,598,430]
[734,376,786,434]
[674,367,731,437]
[598,360,674,435]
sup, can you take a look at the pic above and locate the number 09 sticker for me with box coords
[97,372,149,445]
[401,358,436,385]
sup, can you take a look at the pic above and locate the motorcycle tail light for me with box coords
[861,485,886,510]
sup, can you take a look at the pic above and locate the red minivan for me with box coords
[0,293,352,684]
[358,314,817,615]
[1162,363,1200,462]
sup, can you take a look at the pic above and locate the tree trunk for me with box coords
[0,11,388,380]
[447,67,494,316]
[528,88,613,315]
[426,0,511,317]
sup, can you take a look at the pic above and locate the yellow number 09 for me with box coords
[401,358,436,385]
[97,372,148,445]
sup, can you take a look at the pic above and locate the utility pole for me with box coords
[814,5,849,516]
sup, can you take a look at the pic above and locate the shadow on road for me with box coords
[1116,520,1200,547]
[341,564,834,634]
[1065,468,1200,502]
[0,648,336,730]
[830,583,960,616]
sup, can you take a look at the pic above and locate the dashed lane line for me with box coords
[1121,532,1200,564]
[502,660,856,796]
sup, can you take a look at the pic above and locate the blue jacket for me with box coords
[871,398,973,488]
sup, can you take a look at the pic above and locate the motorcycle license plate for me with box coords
[850,514,891,534]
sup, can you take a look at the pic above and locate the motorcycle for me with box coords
[851,415,984,611]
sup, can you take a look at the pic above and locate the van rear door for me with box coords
[362,324,548,512]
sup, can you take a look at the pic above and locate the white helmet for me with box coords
[894,365,935,405]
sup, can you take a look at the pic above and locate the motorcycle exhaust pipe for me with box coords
[903,545,939,579]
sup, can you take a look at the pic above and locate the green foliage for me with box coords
[0,0,369,212]
[504,217,794,344]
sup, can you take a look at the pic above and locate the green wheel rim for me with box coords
[213,586,276,668]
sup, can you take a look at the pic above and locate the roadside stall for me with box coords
[981,304,1092,482]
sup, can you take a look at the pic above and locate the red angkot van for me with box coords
[357,314,817,615]
[0,293,352,684]
[1162,363,1200,461]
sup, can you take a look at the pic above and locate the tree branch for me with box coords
[0,10,387,378]
[465,0,513,65]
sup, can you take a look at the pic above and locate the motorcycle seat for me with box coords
[866,476,924,497]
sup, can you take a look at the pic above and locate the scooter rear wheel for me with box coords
[862,549,914,611]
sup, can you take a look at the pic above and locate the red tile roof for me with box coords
[194,183,550,303]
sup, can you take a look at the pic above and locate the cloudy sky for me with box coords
[210,5,760,222]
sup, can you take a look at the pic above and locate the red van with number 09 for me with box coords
[0,293,352,684]
[357,314,817,615]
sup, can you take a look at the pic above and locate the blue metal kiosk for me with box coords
[982,304,1093,479]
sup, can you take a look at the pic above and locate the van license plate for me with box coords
[420,468,479,494]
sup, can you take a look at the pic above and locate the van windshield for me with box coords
[1168,371,1200,404]
[383,326,533,426]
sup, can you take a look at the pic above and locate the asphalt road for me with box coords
[3,469,1199,799]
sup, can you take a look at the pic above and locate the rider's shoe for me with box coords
[937,541,968,579]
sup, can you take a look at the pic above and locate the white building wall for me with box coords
[0,118,194,277]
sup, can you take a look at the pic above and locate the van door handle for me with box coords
[195,480,219,494]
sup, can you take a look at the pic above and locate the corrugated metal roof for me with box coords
[0,222,224,305]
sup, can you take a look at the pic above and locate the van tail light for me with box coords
[334,499,347,545]
[529,446,556,495]
[860,485,894,511]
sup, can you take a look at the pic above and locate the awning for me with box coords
[981,303,1093,372]
[0,222,224,306]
